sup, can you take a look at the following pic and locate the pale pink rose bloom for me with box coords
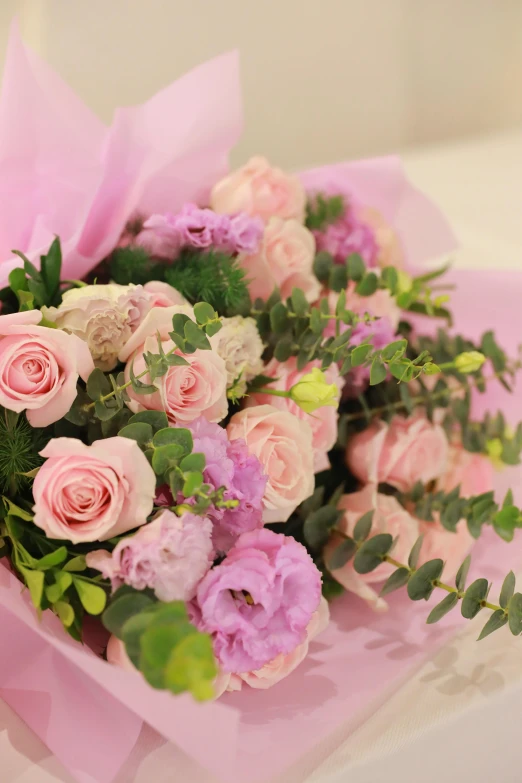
[224,596,330,692]
[324,485,420,611]
[417,517,474,582]
[439,442,494,497]
[124,335,228,425]
[359,207,405,270]
[32,437,156,543]
[118,304,194,363]
[210,156,306,223]
[239,218,320,303]
[0,310,94,427]
[227,404,315,524]
[143,281,187,308]
[328,280,401,330]
[44,283,151,371]
[346,414,449,492]
[247,358,344,473]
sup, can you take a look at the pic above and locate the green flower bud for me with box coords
[454,351,486,374]
[289,367,338,414]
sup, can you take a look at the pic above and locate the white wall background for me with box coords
[0,0,521,168]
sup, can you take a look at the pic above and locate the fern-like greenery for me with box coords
[109,246,166,286]
[0,409,46,495]
[165,249,251,316]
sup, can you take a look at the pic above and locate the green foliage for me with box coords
[165,248,250,316]
[109,246,164,286]
[8,238,63,309]
[0,409,45,495]
[102,588,217,700]
[305,193,345,231]
[353,533,393,574]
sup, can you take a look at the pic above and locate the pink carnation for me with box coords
[86,510,213,601]
[247,358,344,473]
[314,202,378,266]
[191,528,322,673]
[346,414,449,492]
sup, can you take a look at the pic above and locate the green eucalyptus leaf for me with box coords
[353,533,393,574]
[499,571,516,609]
[182,471,204,496]
[102,592,155,639]
[355,272,378,296]
[353,510,374,541]
[380,567,410,597]
[346,254,365,281]
[461,578,489,619]
[118,422,153,446]
[179,452,206,472]
[508,593,522,635]
[303,506,342,549]
[128,411,169,432]
[328,538,357,570]
[408,535,424,569]
[369,356,387,386]
[73,578,107,615]
[426,592,459,624]
[153,427,193,453]
[351,343,373,367]
[455,554,471,591]
[407,558,443,601]
[86,368,112,401]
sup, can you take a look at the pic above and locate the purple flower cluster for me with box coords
[314,202,378,266]
[186,417,268,552]
[135,203,264,259]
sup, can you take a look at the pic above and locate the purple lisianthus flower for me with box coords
[186,417,267,552]
[135,213,182,259]
[315,203,378,266]
[225,212,264,254]
[86,510,213,602]
[191,528,322,673]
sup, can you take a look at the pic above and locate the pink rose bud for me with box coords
[33,437,156,543]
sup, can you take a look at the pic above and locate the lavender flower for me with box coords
[315,203,378,266]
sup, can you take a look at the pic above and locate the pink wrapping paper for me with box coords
[2,268,522,783]
[0,23,242,285]
[299,158,458,266]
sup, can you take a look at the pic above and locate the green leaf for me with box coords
[179,452,206,472]
[351,343,373,367]
[3,497,33,521]
[477,609,508,640]
[461,578,489,619]
[355,272,378,296]
[499,571,516,609]
[129,362,157,395]
[19,567,44,608]
[73,578,107,615]
[129,411,169,431]
[274,337,294,362]
[381,339,407,361]
[55,600,75,627]
[346,254,365,281]
[353,510,374,541]
[270,302,290,333]
[369,356,387,386]
[380,567,410,597]
[353,533,393,574]
[441,499,464,532]
[152,444,186,475]
[102,592,155,639]
[381,266,398,293]
[62,555,87,572]
[303,506,342,549]
[291,287,309,316]
[426,592,459,624]
[94,400,119,421]
[193,302,217,325]
[508,593,522,635]
[46,571,73,603]
[183,471,204,496]
[328,538,357,570]
[313,251,333,282]
[153,427,193,453]
[455,555,471,591]
[184,319,211,350]
[407,558,444,600]
[329,265,347,292]
[40,237,62,302]
[399,382,414,414]
[118,422,153,446]
[34,546,68,570]
[86,368,112,401]
[493,505,520,542]
[164,632,217,701]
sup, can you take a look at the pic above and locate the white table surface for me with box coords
[3,128,522,783]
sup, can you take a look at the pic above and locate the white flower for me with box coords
[44,284,152,371]
[210,316,264,395]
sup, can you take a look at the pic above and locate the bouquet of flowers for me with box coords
[1,24,522,783]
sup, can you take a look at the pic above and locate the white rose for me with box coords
[210,315,264,395]
[44,284,152,371]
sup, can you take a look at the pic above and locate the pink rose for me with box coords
[439,442,494,497]
[239,217,320,303]
[210,156,306,223]
[225,596,330,692]
[359,207,405,270]
[227,405,315,523]
[0,310,94,427]
[247,358,344,473]
[324,485,419,610]
[32,437,156,543]
[417,517,473,582]
[86,510,213,601]
[119,305,228,425]
[143,281,187,308]
[346,414,449,492]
